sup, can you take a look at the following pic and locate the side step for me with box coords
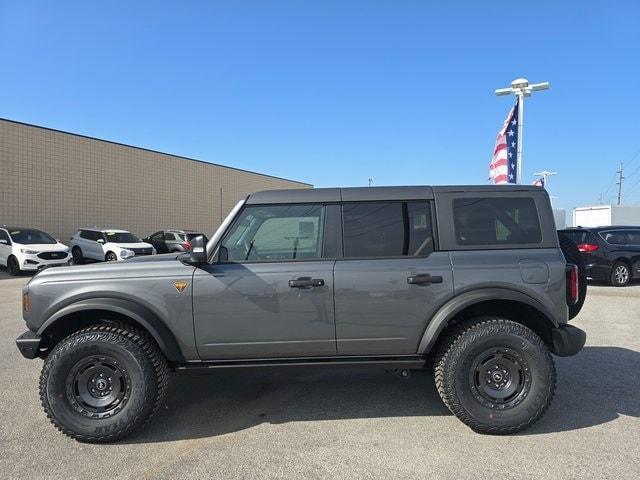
[177,355,426,371]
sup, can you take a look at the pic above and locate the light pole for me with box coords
[495,78,549,184]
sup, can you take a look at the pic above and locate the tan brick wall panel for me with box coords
[0,119,310,241]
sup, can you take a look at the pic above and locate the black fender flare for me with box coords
[417,287,559,355]
[37,297,184,363]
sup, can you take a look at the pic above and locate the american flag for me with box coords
[489,99,519,184]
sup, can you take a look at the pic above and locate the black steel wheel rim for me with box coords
[469,347,531,410]
[65,355,130,419]
[106,253,116,261]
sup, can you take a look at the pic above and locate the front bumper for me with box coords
[550,324,586,357]
[19,253,72,271]
[16,330,43,359]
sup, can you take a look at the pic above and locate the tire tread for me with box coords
[39,323,168,443]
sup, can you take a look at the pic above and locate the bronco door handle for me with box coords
[289,277,325,288]
[407,274,443,285]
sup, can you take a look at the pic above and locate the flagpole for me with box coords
[495,78,549,185]
[516,93,524,184]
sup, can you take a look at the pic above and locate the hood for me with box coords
[15,242,69,252]
[106,242,154,249]
[29,253,184,283]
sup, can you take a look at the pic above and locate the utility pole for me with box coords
[616,162,624,205]
[495,78,550,184]
[368,177,373,187]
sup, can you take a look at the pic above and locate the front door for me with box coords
[333,201,455,355]
[193,203,336,359]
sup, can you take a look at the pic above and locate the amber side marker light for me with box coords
[23,292,31,313]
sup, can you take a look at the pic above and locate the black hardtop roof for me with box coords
[246,185,544,204]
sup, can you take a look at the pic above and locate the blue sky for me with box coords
[1,1,638,214]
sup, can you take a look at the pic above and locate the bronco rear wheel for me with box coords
[40,324,168,442]
[434,317,556,434]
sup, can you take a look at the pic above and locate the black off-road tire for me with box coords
[558,233,587,319]
[71,246,84,265]
[434,317,556,435]
[7,255,21,276]
[610,260,631,287]
[39,324,169,443]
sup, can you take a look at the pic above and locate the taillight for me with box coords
[577,243,598,252]
[182,241,192,251]
[567,264,579,305]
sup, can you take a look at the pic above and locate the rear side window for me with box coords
[342,201,434,257]
[453,197,541,246]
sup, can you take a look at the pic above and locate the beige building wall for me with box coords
[0,119,311,242]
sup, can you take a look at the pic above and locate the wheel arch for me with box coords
[37,298,184,364]
[418,288,559,355]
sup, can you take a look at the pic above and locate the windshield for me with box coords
[9,229,57,245]
[104,232,140,243]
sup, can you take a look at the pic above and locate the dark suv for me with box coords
[16,185,586,442]
[559,226,640,286]
[143,229,206,254]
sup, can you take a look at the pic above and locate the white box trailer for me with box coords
[573,205,640,227]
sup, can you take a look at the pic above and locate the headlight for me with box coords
[120,249,135,259]
[20,248,39,255]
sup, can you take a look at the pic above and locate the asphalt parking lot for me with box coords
[1,271,638,480]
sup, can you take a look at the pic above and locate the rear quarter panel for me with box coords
[450,248,568,325]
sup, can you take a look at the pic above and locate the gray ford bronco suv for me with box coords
[16,185,586,442]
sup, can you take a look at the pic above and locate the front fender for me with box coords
[417,287,559,355]
[38,297,184,363]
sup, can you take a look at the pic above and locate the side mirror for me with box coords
[97,238,105,244]
[185,235,207,265]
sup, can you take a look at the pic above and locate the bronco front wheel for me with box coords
[39,324,168,442]
[434,317,556,434]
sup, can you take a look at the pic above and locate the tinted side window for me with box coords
[601,230,640,245]
[0,230,9,243]
[453,197,541,246]
[221,204,325,262]
[342,201,434,257]
[164,232,177,241]
[625,230,640,245]
[79,230,91,240]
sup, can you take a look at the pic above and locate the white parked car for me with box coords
[0,226,71,275]
[69,228,156,263]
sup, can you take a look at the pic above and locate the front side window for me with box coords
[221,204,325,262]
[600,230,640,245]
[453,197,542,246]
[342,201,434,257]
[0,230,10,243]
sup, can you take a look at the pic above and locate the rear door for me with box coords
[193,203,338,359]
[333,200,454,355]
